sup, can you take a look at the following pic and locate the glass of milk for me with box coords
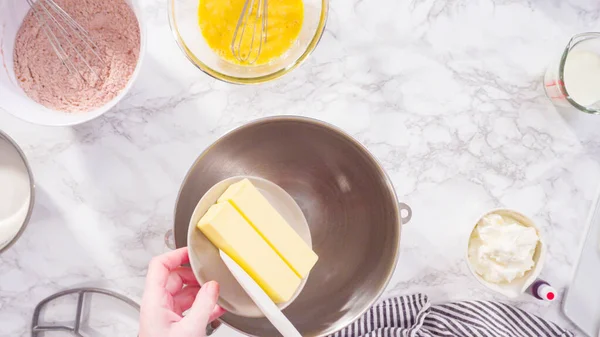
[544,32,600,113]
[0,130,34,253]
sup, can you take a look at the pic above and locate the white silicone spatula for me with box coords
[219,250,302,337]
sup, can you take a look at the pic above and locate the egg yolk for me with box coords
[198,0,304,65]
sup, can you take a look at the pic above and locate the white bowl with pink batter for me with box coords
[0,0,146,126]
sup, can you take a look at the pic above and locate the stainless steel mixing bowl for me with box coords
[173,116,411,337]
[0,129,35,254]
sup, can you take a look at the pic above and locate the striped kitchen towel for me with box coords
[330,294,573,337]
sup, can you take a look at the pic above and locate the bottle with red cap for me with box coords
[529,279,557,302]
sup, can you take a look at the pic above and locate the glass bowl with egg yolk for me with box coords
[168,0,328,84]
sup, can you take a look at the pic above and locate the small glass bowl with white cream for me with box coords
[466,209,546,298]
[0,129,34,253]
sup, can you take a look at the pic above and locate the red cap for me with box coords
[538,284,556,302]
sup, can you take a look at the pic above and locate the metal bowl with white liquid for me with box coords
[0,129,34,253]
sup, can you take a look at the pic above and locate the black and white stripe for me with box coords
[331,294,573,337]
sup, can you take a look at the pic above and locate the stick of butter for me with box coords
[198,202,301,303]
[217,179,318,278]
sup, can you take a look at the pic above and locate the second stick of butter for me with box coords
[198,202,301,303]
[218,179,318,278]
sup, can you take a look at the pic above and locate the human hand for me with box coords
[139,247,226,337]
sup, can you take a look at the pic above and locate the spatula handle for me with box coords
[220,250,302,337]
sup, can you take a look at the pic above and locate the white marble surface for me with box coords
[2,0,600,336]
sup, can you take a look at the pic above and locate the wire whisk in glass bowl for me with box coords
[231,0,268,64]
[25,0,105,82]
[168,0,329,84]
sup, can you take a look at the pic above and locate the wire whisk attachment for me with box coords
[25,0,105,83]
[230,0,268,64]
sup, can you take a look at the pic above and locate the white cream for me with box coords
[564,50,600,107]
[468,213,539,284]
[0,139,31,249]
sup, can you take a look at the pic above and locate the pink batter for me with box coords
[13,0,140,113]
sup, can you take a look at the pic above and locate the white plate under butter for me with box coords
[187,176,311,318]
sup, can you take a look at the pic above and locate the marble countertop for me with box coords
[2,0,600,336]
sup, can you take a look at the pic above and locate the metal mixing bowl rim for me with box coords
[0,129,35,254]
[167,0,330,85]
[173,115,401,337]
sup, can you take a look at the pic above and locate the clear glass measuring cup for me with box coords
[544,32,600,114]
